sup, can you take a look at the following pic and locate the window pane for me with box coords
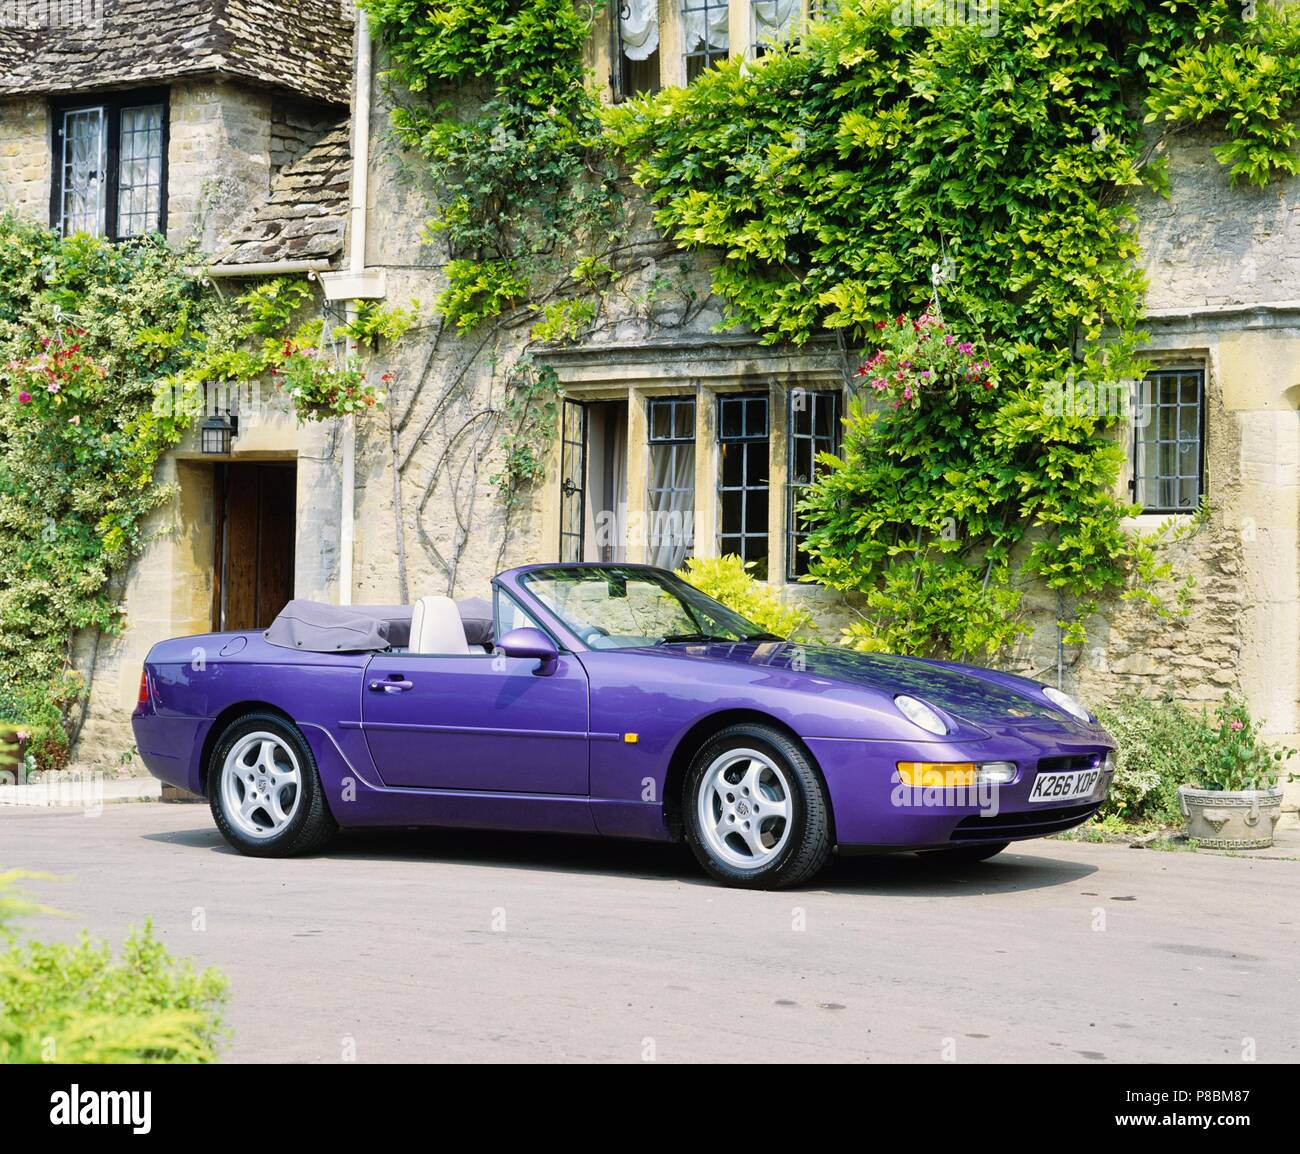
[61,107,106,237]
[647,398,696,570]
[753,0,800,54]
[559,401,586,562]
[618,0,661,98]
[787,389,842,579]
[1133,369,1203,512]
[683,0,729,80]
[117,104,164,237]
[718,392,769,575]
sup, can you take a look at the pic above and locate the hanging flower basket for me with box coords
[272,342,386,423]
[855,311,997,409]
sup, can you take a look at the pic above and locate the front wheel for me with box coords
[209,712,337,857]
[683,724,832,889]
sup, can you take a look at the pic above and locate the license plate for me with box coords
[1028,769,1100,803]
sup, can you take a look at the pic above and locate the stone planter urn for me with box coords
[1178,784,1284,849]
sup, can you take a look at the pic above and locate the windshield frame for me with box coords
[515,564,769,652]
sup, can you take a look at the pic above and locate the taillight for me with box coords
[138,669,151,705]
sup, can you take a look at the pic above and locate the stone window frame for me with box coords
[49,86,170,242]
[1112,348,1211,521]
[1130,363,1207,515]
[598,0,827,97]
[542,368,845,588]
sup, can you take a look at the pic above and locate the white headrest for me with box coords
[409,595,470,655]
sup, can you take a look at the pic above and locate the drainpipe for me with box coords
[339,7,372,606]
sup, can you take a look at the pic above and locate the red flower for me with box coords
[18,391,32,404]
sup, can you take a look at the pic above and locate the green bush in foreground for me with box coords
[0,870,228,1063]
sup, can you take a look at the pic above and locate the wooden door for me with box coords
[213,462,297,632]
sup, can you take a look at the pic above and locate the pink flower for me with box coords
[47,381,60,394]
[903,386,913,401]
[1230,719,1244,732]
[944,335,954,346]
[958,342,974,355]
[18,391,32,404]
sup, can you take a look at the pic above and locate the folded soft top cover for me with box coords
[265,596,497,652]
[264,601,414,652]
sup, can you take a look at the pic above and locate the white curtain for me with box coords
[683,0,730,53]
[604,416,628,563]
[753,0,799,45]
[116,105,164,237]
[649,443,695,570]
[620,0,660,60]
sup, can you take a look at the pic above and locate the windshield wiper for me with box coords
[657,631,786,645]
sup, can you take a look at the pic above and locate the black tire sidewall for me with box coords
[682,725,826,888]
[208,712,326,857]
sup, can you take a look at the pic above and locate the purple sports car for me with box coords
[132,563,1114,888]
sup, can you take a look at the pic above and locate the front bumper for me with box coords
[807,725,1114,849]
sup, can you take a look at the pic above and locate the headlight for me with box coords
[1043,686,1092,723]
[977,761,1017,785]
[894,694,949,736]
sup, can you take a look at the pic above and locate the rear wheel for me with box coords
[919,841,1010,866]
[683,724,832,889]
[209,712,336,857]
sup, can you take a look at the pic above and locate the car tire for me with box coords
[683,723,832,890]
[918,841,1010,866]
[209,712,337,858]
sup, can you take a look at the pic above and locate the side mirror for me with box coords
[498,627,559,676]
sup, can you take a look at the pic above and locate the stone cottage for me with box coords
[1,1,1297,820]
[0,0,354,758]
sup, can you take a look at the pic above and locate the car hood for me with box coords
[650,641,1071,728]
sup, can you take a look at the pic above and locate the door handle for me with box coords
[369,678,413,693]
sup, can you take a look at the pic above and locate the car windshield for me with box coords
[519,566,775,650]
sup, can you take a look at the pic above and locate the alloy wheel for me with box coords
[696,747,794,870]
[220,730,303,840]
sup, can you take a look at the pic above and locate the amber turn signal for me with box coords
[897,761,977,787]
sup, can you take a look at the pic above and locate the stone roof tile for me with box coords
[208,121,350,268]
[0,0,352,105]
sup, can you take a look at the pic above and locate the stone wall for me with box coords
[0,96,50,222]
[166,81,274,251]
[270,96,338,172]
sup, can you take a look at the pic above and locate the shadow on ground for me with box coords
[143,821,1097,896]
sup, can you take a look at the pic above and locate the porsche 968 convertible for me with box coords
[132,563,1115,888]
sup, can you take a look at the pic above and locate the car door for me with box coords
[360,648,590,794]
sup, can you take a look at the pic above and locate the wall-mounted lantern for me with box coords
[200,383,240,455]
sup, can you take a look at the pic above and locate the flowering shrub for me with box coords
[857,313,997,409]
[0,219,234,765]
[1095,693,1297,823]
[1193,696,1296,793]
[274,341,386,422]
